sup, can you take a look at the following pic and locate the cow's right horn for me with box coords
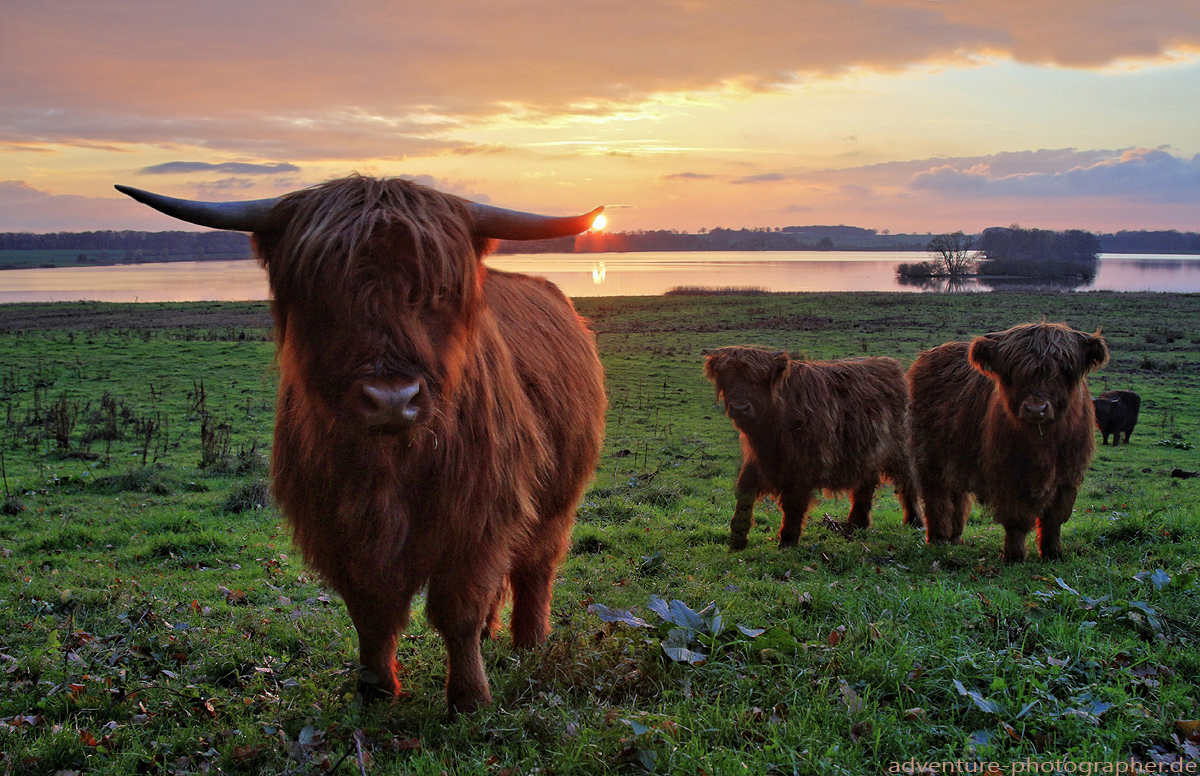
[470,202,603,242]
[115,185,281,233]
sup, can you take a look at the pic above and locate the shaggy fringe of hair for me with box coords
[982,322,1107,381]
[258,175,483,308]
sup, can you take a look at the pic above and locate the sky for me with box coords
[2,0,1199,235]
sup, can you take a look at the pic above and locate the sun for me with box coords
[590,214,607,231]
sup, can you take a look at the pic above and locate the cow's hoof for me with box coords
[357,670,405,703]
[447,689,490,717]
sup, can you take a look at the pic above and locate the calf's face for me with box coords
[968,324,1108,427]
[703,348,788,427]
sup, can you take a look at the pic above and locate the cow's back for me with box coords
[484,268,606,512]
[907,342,992,493]
[774,356,909,489]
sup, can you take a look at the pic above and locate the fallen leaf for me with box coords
[231,745,262,763]
[390,737,422,751]
[838,679,863,714]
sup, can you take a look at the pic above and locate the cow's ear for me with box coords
[1082,332,1109,373]
[770,351,789,385]
[702,351,721,382]
[968,336,1000,377]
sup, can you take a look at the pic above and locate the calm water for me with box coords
[2,251,1199,303]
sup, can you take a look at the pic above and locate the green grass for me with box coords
[1,292,1198,774]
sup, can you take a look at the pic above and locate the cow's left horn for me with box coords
[470,202,603,241]
[115,185,281,232]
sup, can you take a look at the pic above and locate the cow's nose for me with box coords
[728,401,754,419]
[359,379,422,431]
[1023,399,1051,421]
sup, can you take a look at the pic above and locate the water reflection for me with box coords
[1,251,1199,303]
[895,275,985,293]
[980,275,1093,292]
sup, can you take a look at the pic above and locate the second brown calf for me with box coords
[907,322,1108,562]
[704,346,922,549]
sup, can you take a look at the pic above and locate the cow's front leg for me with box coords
[777,486,813,548]
[1037,485,1078,560]
[342,591,412,700]
[994,504,1035,563]
[426,565,505,714]
[509,510,573,648]
[730,459,762,551]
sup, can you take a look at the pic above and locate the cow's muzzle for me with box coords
[1019,398,1054,425]
[726,400,755,421]
[356,377,426,433]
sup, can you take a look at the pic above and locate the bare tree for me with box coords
[926,232,978,276]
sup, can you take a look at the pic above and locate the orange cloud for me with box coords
[3,0,1197,158]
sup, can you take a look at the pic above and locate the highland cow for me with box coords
[118,176,607,713]
[1093,389,1140,446]
[703,346,922,550]
[907,322,1108,562]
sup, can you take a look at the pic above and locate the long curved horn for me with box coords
[469,202,603,241]
[114,185,281,232]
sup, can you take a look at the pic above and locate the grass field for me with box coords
[0,292,1198,774]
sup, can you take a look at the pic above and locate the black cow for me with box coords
[1093,389,1140,446]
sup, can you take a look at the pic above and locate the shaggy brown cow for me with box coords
[907,322,1108,562]
[1093,389,1141,446]
[118,176,607,713]
[703,346,922,549]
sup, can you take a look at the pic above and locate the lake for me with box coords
[2,251,1200,303]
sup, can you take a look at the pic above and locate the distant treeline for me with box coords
[3,226,1199,256]
[495,225,929,254]
[0,230,253,254]
[977,227,1102,278]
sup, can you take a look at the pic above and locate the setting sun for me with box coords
[590,214,607,231]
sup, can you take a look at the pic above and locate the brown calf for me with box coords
[907,322,1108,562]
[703,346,922,549]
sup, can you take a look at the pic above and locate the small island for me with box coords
[897,226,1103,283]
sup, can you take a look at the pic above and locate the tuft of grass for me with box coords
[88,465,176,495]
[223,478,272,513]
[664,285,770,296]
